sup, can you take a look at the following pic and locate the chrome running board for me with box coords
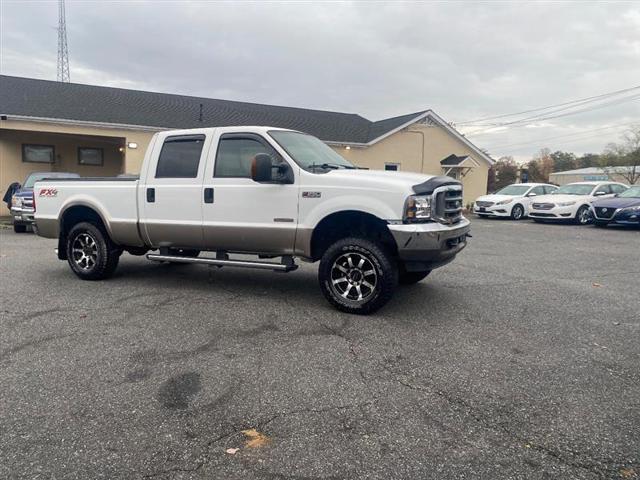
[146,253,298,272]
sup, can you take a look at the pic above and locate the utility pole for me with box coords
[57,0,70,82]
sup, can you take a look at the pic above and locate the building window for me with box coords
[155,135,205,178]
[22,144,55,164]
[385,163,400,171]
[78,147,104,166]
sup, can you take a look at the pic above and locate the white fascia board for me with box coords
[1,114,166,132]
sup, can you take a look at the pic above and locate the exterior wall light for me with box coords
[127,142,138,149]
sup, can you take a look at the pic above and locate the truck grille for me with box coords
[433,185,463,225]
[475,200,494,207]
[532,202,555,210]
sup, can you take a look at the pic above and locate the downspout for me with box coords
[406,128,425,173]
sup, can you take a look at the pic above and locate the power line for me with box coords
[455,84,640,126]
[486,121,638,151]
[464,93,640,136]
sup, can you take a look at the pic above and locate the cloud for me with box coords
[1,0,639,160]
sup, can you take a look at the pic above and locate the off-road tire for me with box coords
[399,269,431,285]
[511,204,525,220]
[13,223,27,233]
[66,222,120,280]
[319,237,398,315]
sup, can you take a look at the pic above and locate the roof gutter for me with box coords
[0,114,167,132]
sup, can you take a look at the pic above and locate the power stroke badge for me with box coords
[302,191,321,198]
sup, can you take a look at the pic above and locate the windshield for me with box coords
[619,186,640,198]
[552,184,595,195]
[24,172,79,188]
[495,185,530,196]
[268,130,355,171]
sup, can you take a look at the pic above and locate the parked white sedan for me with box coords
[528,181,628,225]
[473,183,558,220]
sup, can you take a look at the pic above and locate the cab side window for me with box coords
[610,184,627,194]
[543,186,557,194]
[155,135,205,178]
[214,135,282,178]
[530,186,545,195]
[595,184,612,194]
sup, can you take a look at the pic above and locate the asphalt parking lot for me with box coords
[1,219,639,479]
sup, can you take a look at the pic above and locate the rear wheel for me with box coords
[575,205,592,225]
[319,237,397,315]
[66,222,120,280]
[510,204,525,220]
[13,223,27,233]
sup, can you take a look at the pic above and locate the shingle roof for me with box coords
[0,75,428,144]
[440,154,469,166]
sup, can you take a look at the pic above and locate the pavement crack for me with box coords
[0,332,76,362]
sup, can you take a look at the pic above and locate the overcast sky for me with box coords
[1,0,639,161]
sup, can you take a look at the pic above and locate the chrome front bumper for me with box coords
[387,217,471,269]
[10,207,35,225]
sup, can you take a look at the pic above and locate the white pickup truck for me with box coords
[34,126,470,314]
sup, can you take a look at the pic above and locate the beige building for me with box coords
[1,75,492,215]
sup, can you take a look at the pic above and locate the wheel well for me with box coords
[58,205,108,260]
[310,211,397,261]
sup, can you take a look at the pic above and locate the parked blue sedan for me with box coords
[591,185,640,227]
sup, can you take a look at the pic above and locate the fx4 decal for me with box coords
[39,188,58,197]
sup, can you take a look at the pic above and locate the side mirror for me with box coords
[251,154,274,182]
[527,192,537,197]
[594,191,606,196]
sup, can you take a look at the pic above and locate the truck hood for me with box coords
[323,169,458,194]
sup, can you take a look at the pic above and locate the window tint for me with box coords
[543,186,557,194]
[214,136,280,178]
[610,184,627,194]
[595,184,611,194]
[155,135,205,178]
[530,186,545,195]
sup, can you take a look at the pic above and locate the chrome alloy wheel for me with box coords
[71,233,98,270]
[512,205,523,220]
[330,252,378,302]
[578,207,591,224]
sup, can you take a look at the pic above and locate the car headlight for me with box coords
[496,199,513,205]
[11,195,21,208]
[404,195,431,222]
[557,201,576,207]
[621,205,640,212]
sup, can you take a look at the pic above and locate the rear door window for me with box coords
[155,135,205,178]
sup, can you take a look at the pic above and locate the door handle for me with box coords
[204,187,214,204]
[146,187,155,203]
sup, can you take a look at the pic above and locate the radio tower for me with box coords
[57,0,70,82]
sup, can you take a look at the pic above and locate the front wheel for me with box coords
[510,204,525,220]
[575,206,592,225]
[318,237,397,315]
[13,223,27,233]
[66,222,120,280]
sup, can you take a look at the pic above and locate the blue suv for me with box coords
[591,185,640,227]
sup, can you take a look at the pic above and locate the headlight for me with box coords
[496,199,513,205]
[404,195,431,222]
[622,205,640,212]
[557,201,576,207]
[11,195,21,208]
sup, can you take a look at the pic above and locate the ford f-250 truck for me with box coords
[34,126,470,314]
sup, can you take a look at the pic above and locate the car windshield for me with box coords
[23,172,78,188]
[619,186,640,198]
[552,184,595,195]
[495,185,530,196]
[268,130,356,172]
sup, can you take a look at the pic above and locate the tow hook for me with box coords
[466,232,473,238]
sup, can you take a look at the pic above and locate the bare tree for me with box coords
[601,126,640,185]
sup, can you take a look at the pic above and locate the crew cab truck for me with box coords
[34,127,470,314]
